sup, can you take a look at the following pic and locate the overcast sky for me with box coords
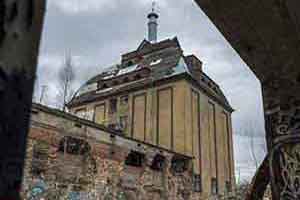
[35,0,267,181]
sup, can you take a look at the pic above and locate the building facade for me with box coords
[22,8,235,199]
[67,35,235,198]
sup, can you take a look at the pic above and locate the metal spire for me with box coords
[147,1,159,43]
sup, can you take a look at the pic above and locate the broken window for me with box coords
[125,151,145,167]
[193,174,202,192]
[127,61,133,66]
[171,156,189,174]
[58,136,91,155]
[150,154,165,171]
[109,98,117,114]
[211,178,218,195]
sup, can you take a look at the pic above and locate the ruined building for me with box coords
[22,7,235,200]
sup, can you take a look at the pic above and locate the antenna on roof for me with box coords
[152,1,156,12]
[147,1,159,43]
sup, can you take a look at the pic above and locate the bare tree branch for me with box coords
[57,53,75,111]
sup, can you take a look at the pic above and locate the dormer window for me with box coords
[213,87,218,93]
[123,77,129,83]
[113,80,119,86]
[127,61,133,66]
[102,84,108,89]
[134,74,142,80]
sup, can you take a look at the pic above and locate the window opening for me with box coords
[193,174,202,192]
[109,98,117,114]
[125,151,145,167]
[211,178,218,195]
[171,156,189,174]
[58,136,91,155]
[150,154,165,171]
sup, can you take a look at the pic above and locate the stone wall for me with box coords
[21,104,208,200]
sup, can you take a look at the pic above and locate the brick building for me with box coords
[22,7,235,200]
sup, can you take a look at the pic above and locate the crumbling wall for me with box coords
[21,104,204,200]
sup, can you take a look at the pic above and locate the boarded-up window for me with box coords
[208,102,218,187]
[132,94,146,141]
[222,112,232,186]
[157,88,173,149]
[94,104,106,125]
[191,90,201,174]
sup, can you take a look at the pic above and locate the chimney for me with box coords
[185,55,203,77]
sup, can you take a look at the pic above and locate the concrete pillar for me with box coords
[0,0,45,198]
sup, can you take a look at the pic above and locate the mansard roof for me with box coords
[68,37,233,112]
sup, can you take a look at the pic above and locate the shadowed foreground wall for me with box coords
[21,104,234,200]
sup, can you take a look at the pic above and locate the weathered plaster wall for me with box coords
[194,85,235,198]
[69,78,236,198]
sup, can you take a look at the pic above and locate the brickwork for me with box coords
[21,104,213,199]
